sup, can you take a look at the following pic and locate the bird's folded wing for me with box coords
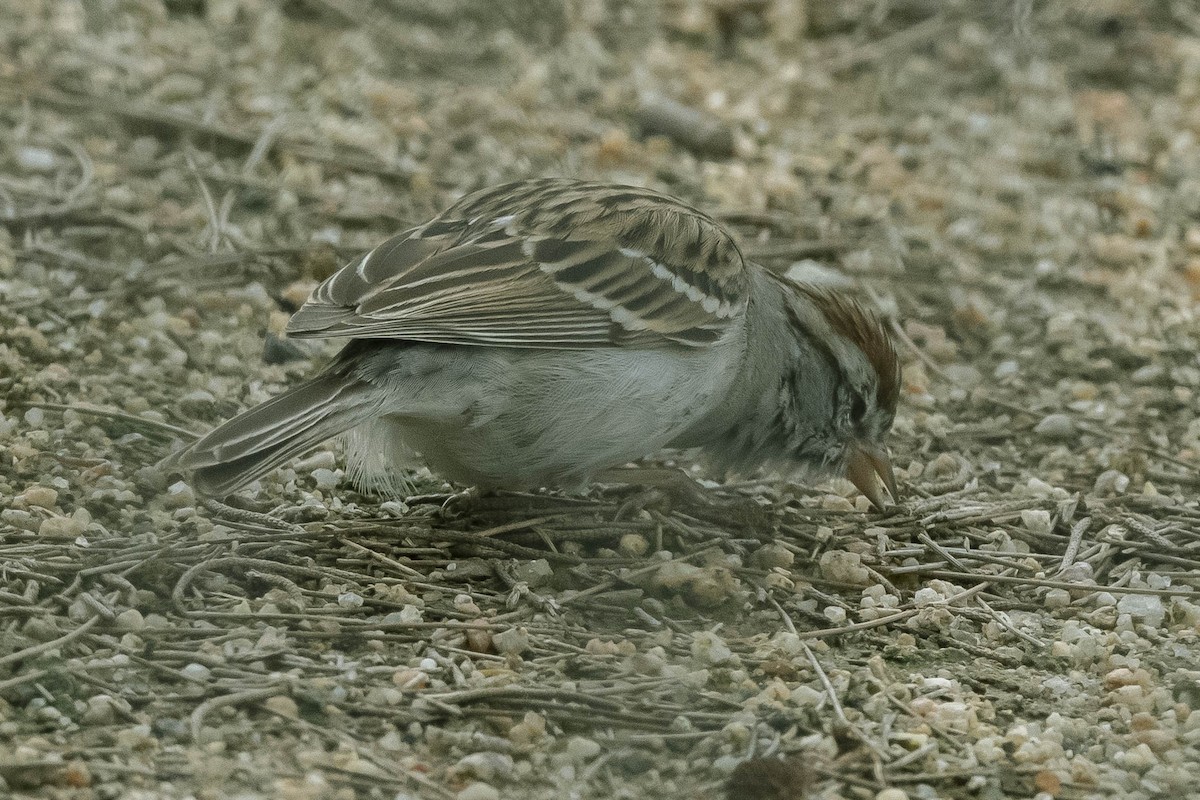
[285,179,748,349]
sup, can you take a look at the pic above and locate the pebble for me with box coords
[511,559,553,587]
[876,790,909,800]
[818,550,872,586]
[1021,510,1053,536]
[2,509,38,532]
[180,663,212,682]
[381,605,423,625]
[164,481,196,509]
[1116,593,1165,627]
[337,592,364,609]
[364,687,403,706]
[115,609,145,632]
[261,334,307,364]
[634,93,734,157]
[565,736,602,762]
[179,389,216,409]
[81,695,117,725]
[618,533,649,557]
[508,711,546,746]
[1117,743,1159,769]
[1034,413,1074,440]
[1043,588,1072,610]
[1094,469,1130,496]
[391,669,428,690]
[263,695,299,719]
[993,360,1019,379]
[311,468,339,489]
[750,542,794,570]
[1131,364,1164,384]
[942,364,982,388]
[16,145,58,172]
[20,485,58,509]
[294,451,337,472]
[455,752,514,781]
[493,627,530,655]
[379,500,410,516]
[691,631,735,666]
[156,72,206,102]
[38,515,86,539]
[456,783,499,800]
[913,588,944,607]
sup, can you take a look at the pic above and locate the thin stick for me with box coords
[0,616,100,668]
[11,401,198,440]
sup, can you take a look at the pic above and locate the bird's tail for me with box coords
[160,370,380,496]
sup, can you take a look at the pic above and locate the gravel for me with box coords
[2,1,1200,799]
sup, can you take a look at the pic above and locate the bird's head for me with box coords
[798,285,901,510]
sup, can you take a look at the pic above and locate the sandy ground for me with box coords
[2,1,1200,799]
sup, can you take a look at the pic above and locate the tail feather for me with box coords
[161,372,379,496]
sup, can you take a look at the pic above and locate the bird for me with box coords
[161,178,901,509]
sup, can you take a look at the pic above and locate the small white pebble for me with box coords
[81,694,117,725]
[180,389,215,405]
[115,609,144,632]
[1033,413,1074,440]
[818,550,871,586]
[1044,588,1071,610]
[456,783,499,800]
[380,500,410,517]
[493,627,531,656]
[20,486,58,509]
[337,592,364,609]
[263,695,298,719]
[691,630,735,666]
[1131,364,1164,384]
[823,605,847,624]
[565,736,602,762]
[751,542,794,570]
[39,516,85,539]
[16,145,57,172]
[383,605,423,624]
[618,533,649,557]
[165,481,196,509]
[993,360,1019,379]
[294,451,337,472]
[311,468,338,490]
[1094,469,1130,496]
[1021,509,1053,536]
[913,588,942,607]
[181,663,212,681]
[454,752,514,781]
[1116,593,1165,627]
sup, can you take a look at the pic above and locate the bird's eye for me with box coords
[850,394,867,424]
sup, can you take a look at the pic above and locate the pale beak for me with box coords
[845,442,898,511]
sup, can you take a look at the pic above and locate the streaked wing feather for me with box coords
[286,178,747,348]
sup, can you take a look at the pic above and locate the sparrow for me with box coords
[162,178,900,508]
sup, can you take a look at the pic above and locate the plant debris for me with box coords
[2,1,1199,799]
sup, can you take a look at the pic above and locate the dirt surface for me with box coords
[2,1,1200,799]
